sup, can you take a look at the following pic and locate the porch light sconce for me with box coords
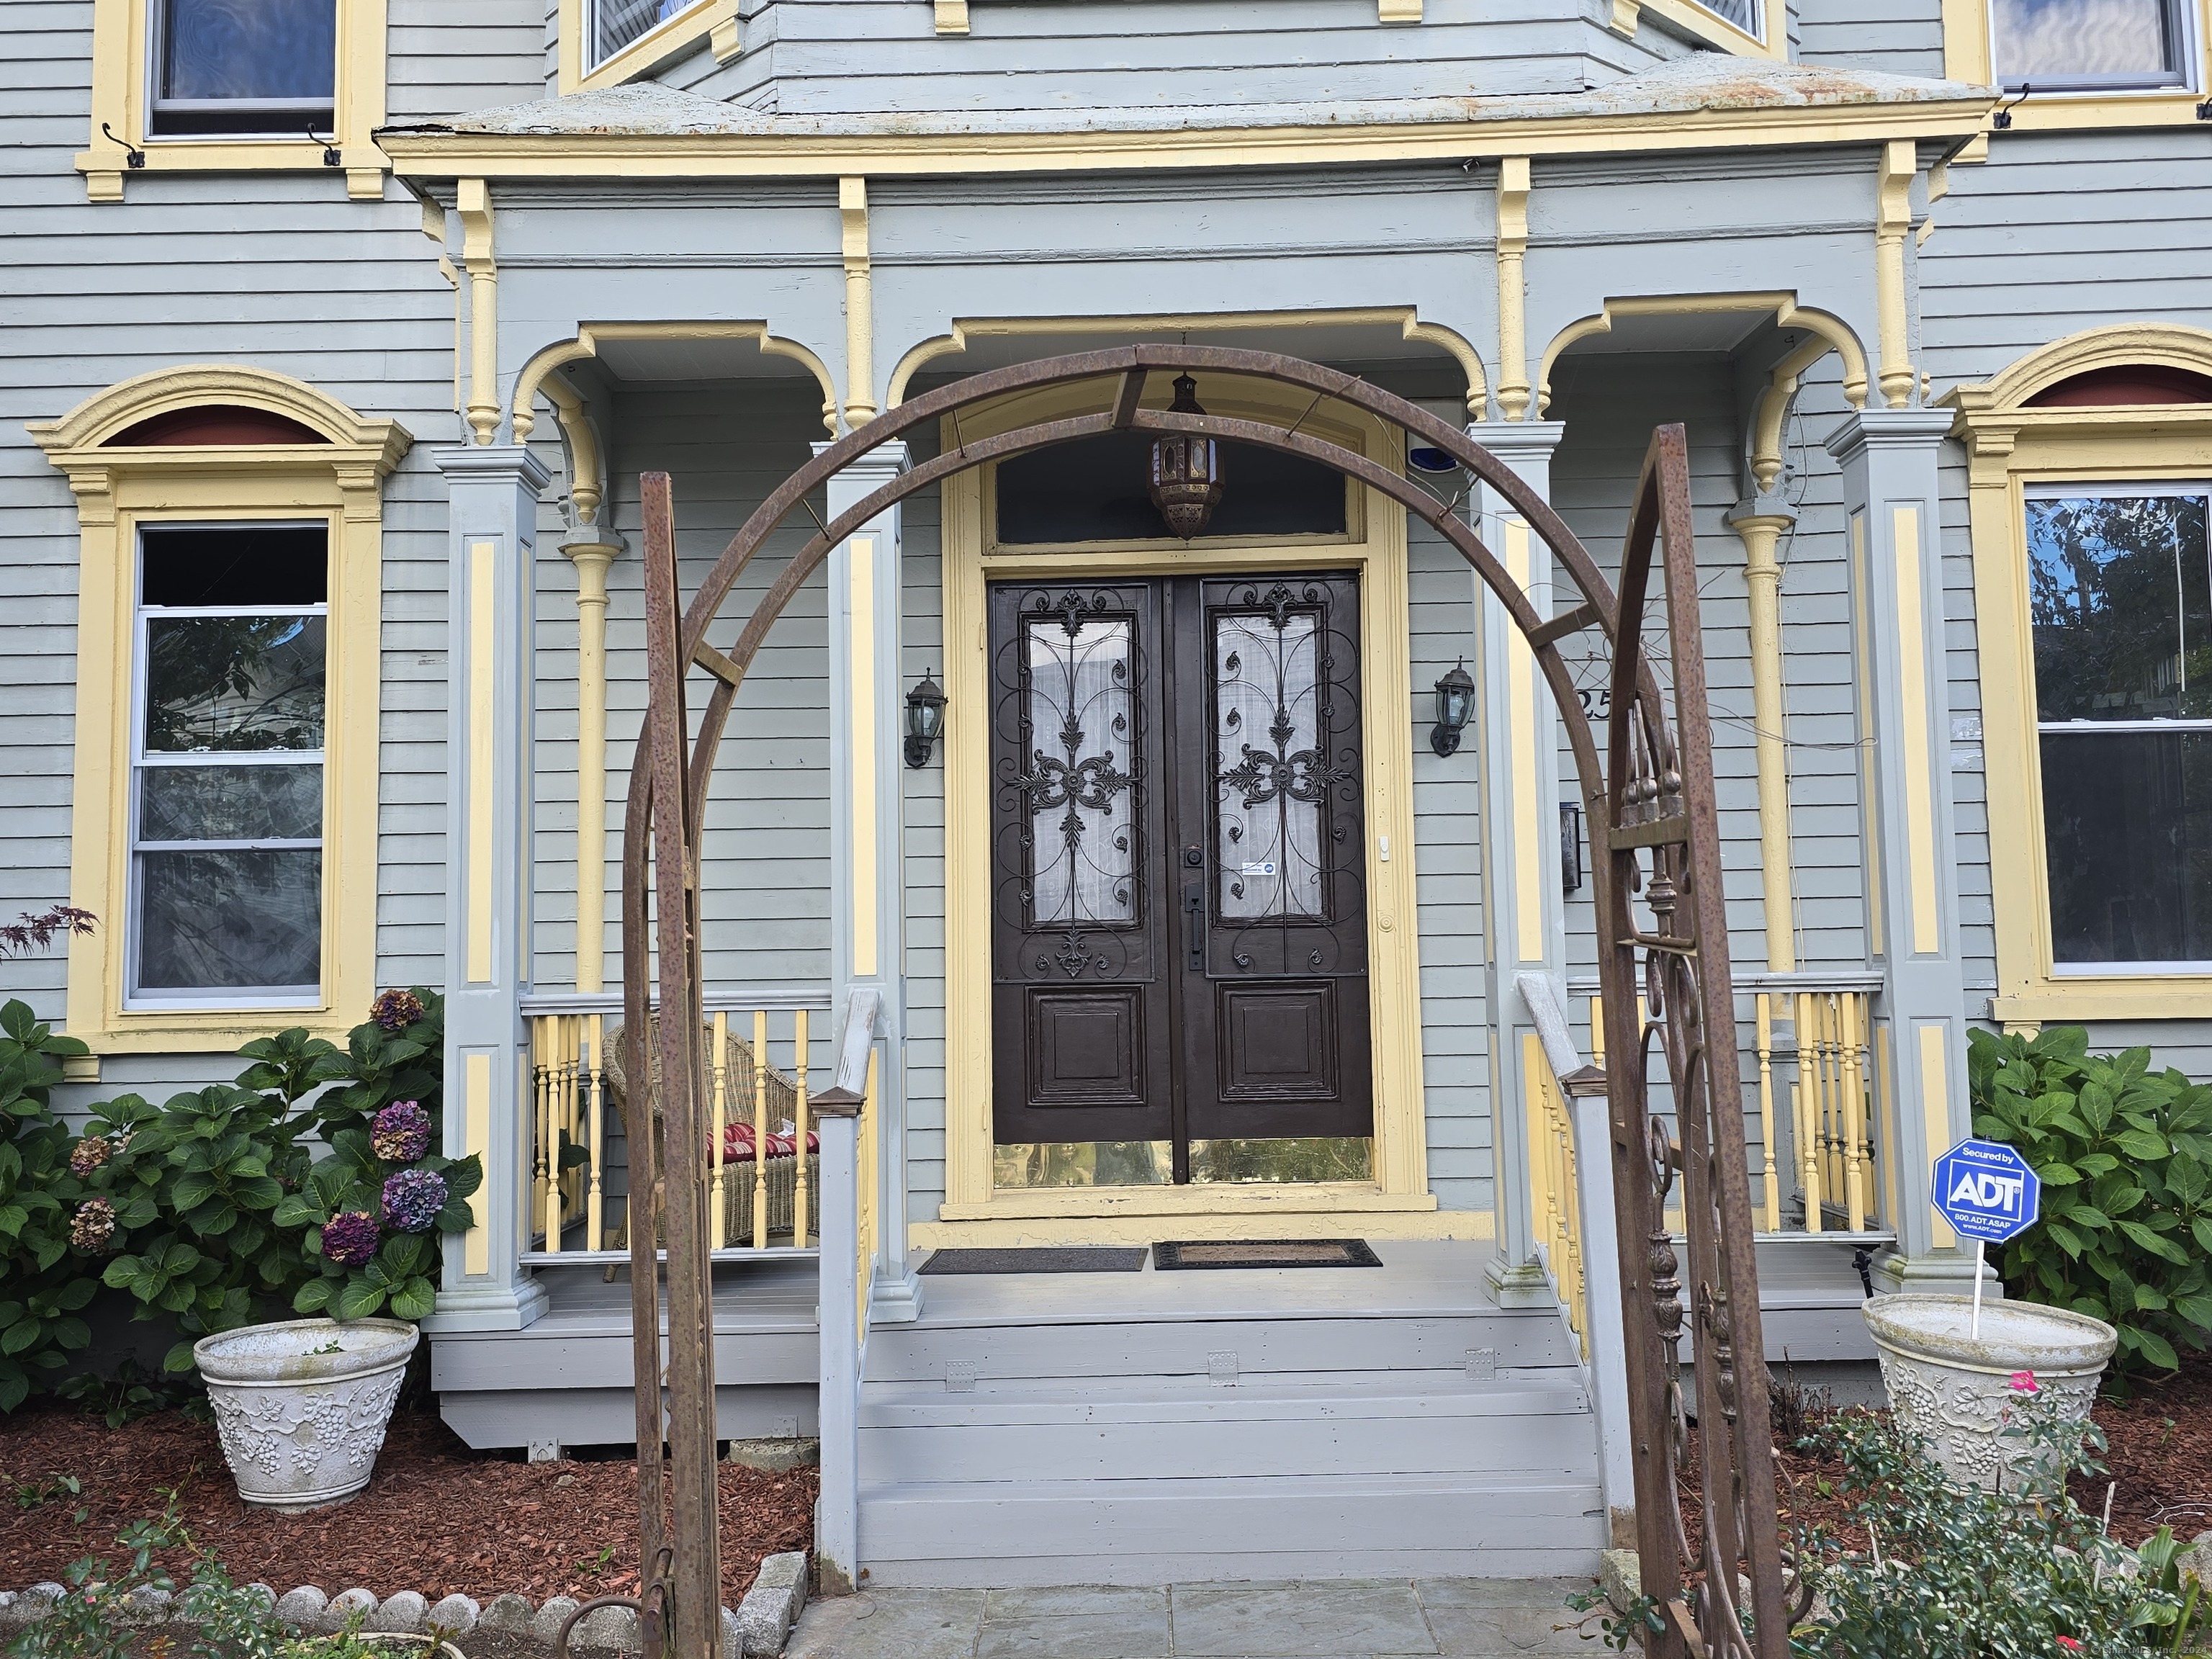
[904,669,946,768]
[1560,802,1583,896]
[1430,659,1475,757]
[1148,374,1225,539]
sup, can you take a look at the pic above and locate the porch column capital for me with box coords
[424,444,553,1332]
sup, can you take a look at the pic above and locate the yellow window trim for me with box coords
[559,0,745,94]
[934,370,1434,1231]
[1942,0,2212,129]
[1943,323,2212,1026]
[30,366,411,1056]
[1636,0,1788,59]
[76,0,390,202]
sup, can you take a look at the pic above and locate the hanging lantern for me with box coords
[1148,374,1225,540]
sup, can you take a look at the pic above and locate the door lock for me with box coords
[1183,845,1205,970]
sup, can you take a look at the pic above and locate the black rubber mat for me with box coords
[1152,1238,1382,1270]
[918,1246,1148,1274]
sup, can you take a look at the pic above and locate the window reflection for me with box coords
[1991,0,2185,87]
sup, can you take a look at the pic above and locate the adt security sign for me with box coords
[1933,1137,2041,1245]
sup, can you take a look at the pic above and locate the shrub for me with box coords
[1788,1385,2185,1658]
[0,1001,98,1411]
[1968,1025,2212,1374]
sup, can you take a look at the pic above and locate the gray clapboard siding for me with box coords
[1792,0,1947,80]
[385,0,549,122]
[683,0,1688,116]
[900,449,950,1226]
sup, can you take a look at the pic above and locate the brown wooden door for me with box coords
[989,574,1372,1177]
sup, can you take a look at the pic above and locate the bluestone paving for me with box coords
[782,1576,1595,1659]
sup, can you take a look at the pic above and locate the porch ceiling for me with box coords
[593,336,822,382]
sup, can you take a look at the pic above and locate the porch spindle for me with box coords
[1840,994,1867,1233]
[711,1010,729,1249]
[585,1013,606,1250]
[1794,992,1820,1233]
[532,1016,553,1251]
[753,1009,771,1250]
[793,1008,810,1246]
[1755,994,1780,1232]
[544,1017,566,1253]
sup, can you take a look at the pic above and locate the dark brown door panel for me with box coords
[1030,987,1149,1109]
[1215,981,1341,1102]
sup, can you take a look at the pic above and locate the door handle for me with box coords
[1185,882,1205,971]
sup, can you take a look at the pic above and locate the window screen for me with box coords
[2028,488,2212,967]
[994,433,1348,547]
[151,0,336,136]
[132,523,328,1001]
[1991,0,2188,88]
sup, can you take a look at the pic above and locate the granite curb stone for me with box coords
[320,1588,379,1633]
[428,1593,484,1635]
[371,1590,431,1633]
[274,1586,330,1628]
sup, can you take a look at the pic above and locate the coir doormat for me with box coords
[1152,1238,1382,1270]
[918,1246,1148,1274]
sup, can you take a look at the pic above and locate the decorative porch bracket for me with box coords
[613,345,1792,1659]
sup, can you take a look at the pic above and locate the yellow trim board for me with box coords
[30,365,408,1055]
[1944,322,2212,1023]
[1889,504,1941,956]
[1637,0,1788,58]
[848,536,878,979]
[513,322,840,444]
[77,0,390,202]
[467,541,498,984]
[938,372,1429,1228]
[915,1205,1489,1250]
[383,97,1991,183]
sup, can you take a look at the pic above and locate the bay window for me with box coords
[131,523,328,1003]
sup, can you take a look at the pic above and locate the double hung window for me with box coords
[2027,485,2212,969]
[150,0,336,137]
[1990,0,2190,89]
[131,523,328,1004]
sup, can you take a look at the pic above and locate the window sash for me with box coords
[128,525,327,1006]
[1989,0,2193,90]
[587,0,709,71]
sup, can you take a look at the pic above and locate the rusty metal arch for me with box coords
[611,345,1787,1659]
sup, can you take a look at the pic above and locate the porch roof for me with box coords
[378,59,1994,178]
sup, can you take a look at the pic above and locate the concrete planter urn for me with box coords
[1863,1294,2117,1492]
[193,1318,418,1512]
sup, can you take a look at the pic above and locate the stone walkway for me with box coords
[786,1578,1596,1659]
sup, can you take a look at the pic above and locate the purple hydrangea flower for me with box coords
[370,1100,432,1164]
[71,1198,117,1254]
[380,1167,448,1233]
[369,989,426,1033]
[320,1210,381,1267]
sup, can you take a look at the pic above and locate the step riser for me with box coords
[860,1412,1601,1483]
[858,1546,1607,1588]
[867,1315,1570,1385]
[858,1479,1607,1579]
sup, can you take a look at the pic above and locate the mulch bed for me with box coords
[0,1403,814,1606]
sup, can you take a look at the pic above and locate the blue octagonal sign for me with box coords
[1933,1137,2041,1245]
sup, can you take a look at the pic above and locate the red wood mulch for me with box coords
[0,1403,814,1606]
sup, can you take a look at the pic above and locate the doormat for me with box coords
[918,1246,1148,1274]
[1152,1238,1382,1270]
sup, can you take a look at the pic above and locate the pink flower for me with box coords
[2009,1370,2039,1394]
[2057,1637,2082,1651]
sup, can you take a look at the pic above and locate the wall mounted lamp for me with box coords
[1430,659,1475,757]
[904,669,946,768]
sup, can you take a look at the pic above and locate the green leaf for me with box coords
[2035,1162,2083,1186]
[2117,1219,2192,1264]
[2134,1327,2180,1370]
[334,1278,387,1321]
[293,1277,335,1313]
[2113,1127,2170,1161]
[271,1194,323,1228]
[387,1277,436,1322]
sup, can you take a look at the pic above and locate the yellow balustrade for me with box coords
[1523,1033,1588,1355]
[527,1008,814,1256]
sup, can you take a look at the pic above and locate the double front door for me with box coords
[989,573,1373,1183]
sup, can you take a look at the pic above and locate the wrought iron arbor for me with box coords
[601,346,1788,1659]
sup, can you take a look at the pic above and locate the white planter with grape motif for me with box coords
[1864,1295,2116,1492]
[193,1317,418,1512]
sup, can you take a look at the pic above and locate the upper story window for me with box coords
[1689,0,1763,36]
[132,522,328,1003]
[590,0,704,71]
[1991,0,2190,89]
[2028,485,2212,967]
[150,0,336,138]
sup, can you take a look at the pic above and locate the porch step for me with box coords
[859,1374,1596,1483]
[856,1470,1608,1587]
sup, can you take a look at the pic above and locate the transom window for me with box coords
[2028,485,2212,968]
[131,523,327,1004]
[590,0,705,69]
[1991,0,2190,89]
[150,0,336,137]
[993,434,1349,548]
